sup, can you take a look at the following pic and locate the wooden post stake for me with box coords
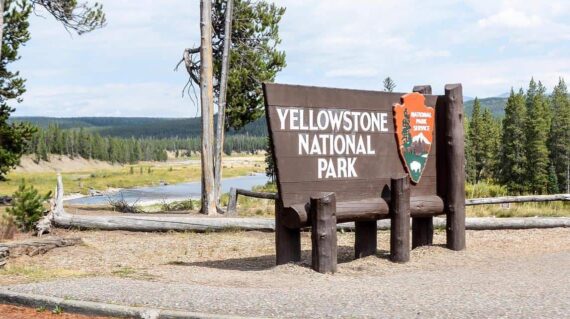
[275,196,301,265]
[390,176,410,263]
[354,220,377,259]
[226,187,238,216]
[444,84,466,251]
[310,192,337,273]
[411,85,434,249]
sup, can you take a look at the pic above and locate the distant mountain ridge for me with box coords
[13,95,510,139]
[464,97,507,118]
[11,115,268,138]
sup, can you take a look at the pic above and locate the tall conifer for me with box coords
[500,89,527,194]
[525,80,550,194]
[548,78,570,193]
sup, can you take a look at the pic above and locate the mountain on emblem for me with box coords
[393,92,435,184]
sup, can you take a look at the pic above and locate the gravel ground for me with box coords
[1,228,569,318]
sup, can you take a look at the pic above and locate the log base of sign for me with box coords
[275,196,301,265]
[310,193,337,274]
[412,217,433,248]
[390,176,410,263]
[354,220,377,259]
[444,84,466,251]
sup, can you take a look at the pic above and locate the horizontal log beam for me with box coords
[286,196,444,229]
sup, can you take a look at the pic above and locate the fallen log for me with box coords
[466,194,570,206]
[1,237,82,258]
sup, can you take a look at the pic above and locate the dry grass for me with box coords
[0,228,568,288]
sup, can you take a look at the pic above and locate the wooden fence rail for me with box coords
[226,187,277,216]
[226,190,570,215]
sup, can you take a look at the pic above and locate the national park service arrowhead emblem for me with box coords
[393,93,435,184]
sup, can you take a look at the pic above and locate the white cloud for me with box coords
[15,82,198,118]
[11,0,570,116]
[478,9,542,28]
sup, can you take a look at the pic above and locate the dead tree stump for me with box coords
[310,193,337,273]
[390,176,410,263]
[354,220,377,259]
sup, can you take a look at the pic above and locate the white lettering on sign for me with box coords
[277,107,388,179]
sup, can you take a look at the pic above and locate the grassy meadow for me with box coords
[0,154,568,219]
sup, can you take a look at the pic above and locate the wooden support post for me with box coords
[310,192,337,273]
[412,217,433,248]
[390,176,410,263]
[226,187,238,216]
[354,220,377,259]
[275,196,300,265]
[444,84,466,251]
[411,85,434,249]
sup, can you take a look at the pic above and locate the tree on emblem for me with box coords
[402,108,412,149]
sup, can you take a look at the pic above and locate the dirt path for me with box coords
[1,228,569,318]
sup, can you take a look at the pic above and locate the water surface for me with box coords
[66,173,269,205]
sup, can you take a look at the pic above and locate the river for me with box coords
[65,173,270,206]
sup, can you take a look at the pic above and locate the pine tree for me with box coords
[499,89,527,194]
[464,117,476,183]
[383,77,396,92]
[525,80,550,194]
[547,163,559,194]
[479,108,500,180]
[0,0,36,180]
[468,98,481,182]
[548,78,570,193]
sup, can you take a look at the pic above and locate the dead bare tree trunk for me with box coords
[199,0,216,215]
[0,0,5,62]
[214,0,234,209]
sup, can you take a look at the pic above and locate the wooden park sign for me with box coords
[263,83,466,273]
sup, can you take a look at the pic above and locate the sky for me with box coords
[12,0,570,117]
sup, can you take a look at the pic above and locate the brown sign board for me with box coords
[263,83,445,208]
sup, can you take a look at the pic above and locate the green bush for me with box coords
[161,199,195,211]
[7,181,52,231]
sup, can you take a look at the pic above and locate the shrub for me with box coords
[7,181,52,232]
[161,199,195,211]
[108,195,142,214]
